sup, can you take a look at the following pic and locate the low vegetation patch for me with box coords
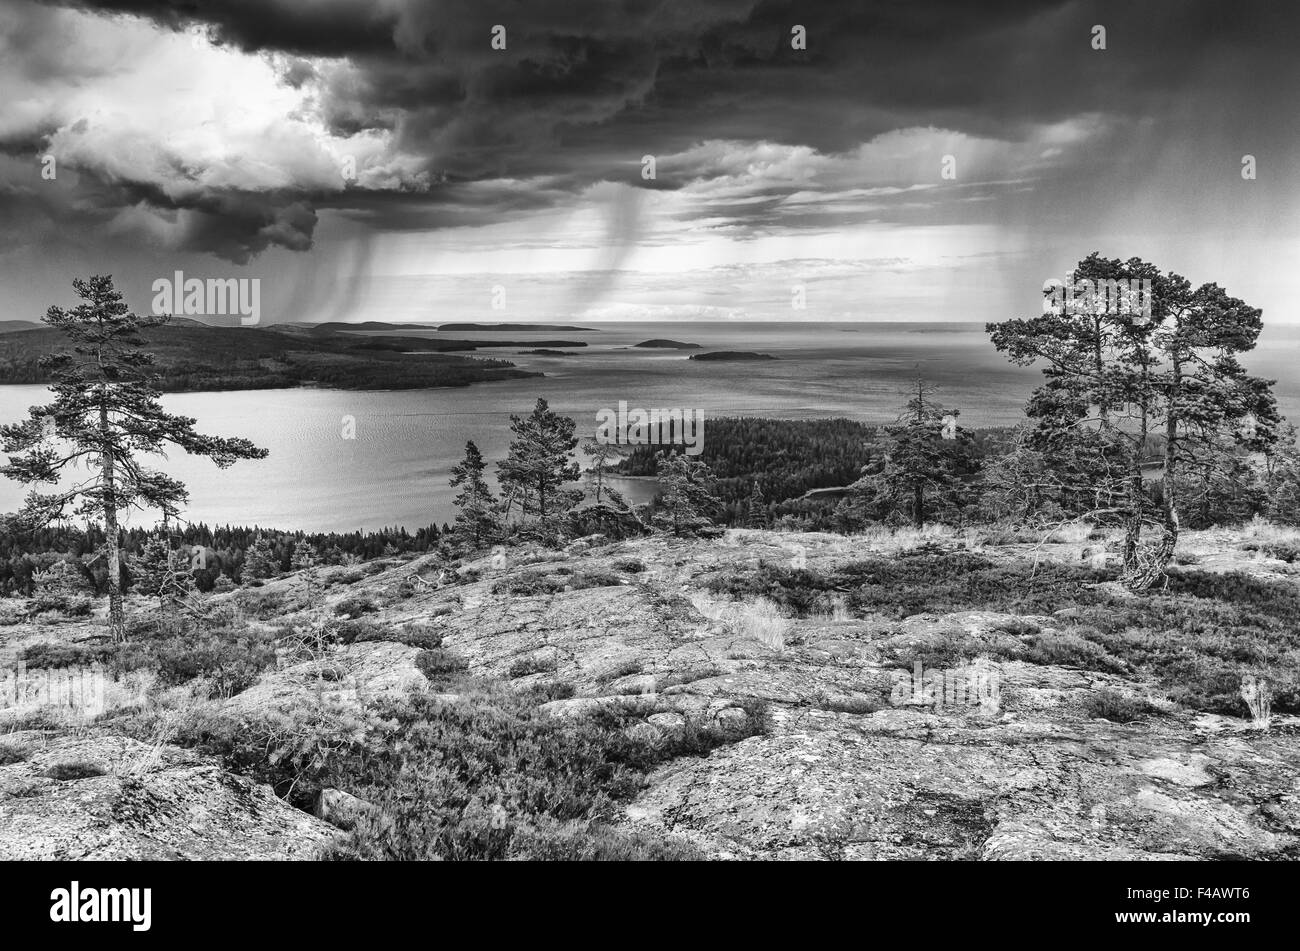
[507,654,559,678]
[158,680,767,860]
[151,626,278,699]
[1242,541,1300,563]
[23,612,277,699]
[709,552,1111,620]
[709,557,1300,715]
[415,649,470,682]
[43,760,107,781]
[516,681,576,704]
[658,666,724,689]
[333,595,380,619]
[331,619,443,650]
[1084,689,1160,723]
[569,569,625,589]
[21,641,116,670]
[322,692,767,860]
[491,571,565,596]
[239,588,308,620]
[1011,629,1126,673]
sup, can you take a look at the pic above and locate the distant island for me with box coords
[689,351,777,361]
[266,320,595,335]
[0,322,543,391]
[273,320,440,335]
[634,339,701,350]
[438,322,596,333]
[517,349,580,356]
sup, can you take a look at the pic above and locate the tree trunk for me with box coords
[913,484,925,529]
[1125,359,1181,591]
[1123,379,1152,578]
[1147,363,1183,585]
[100,409,124,641]
[1122,464,1142,571]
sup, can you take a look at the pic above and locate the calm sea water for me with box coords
[2,321,1298,532]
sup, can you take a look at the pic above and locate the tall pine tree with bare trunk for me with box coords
[0,275,266,640]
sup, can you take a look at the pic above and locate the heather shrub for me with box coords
[1085,689,1159,723]
[415,649,469,681]
[333,595,379,619]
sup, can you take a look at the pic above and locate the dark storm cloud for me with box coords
[116,181,320,262]
[0,158,319,263]
[47,0,403,55]
[16,0,1300,256]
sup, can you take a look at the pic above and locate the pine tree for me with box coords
[1265,425,1300,525]
[289,538,321,603]
[450,441,499,548]
[870,379,972,529]
[580,435,627,506]
[0,276,266,639]
[652,451,720,536]
[744,481,767,528]
[132,533,172,599]
[989,253,1280,588]
[290,540,319,572]
[244,534,278,581]
[497,399,579,523]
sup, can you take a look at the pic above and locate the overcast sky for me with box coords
[1,0,1297,325]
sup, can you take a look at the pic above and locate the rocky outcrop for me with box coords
[224,640,428,715]
[0,732,335,859]
[351,529,1300,860]
[4,526,1297,860]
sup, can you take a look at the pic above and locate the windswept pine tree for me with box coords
[989,253,1280,588]
[449,440,499,548]
[0,276,266,639]
[653,451,721,536]
[497,399,579,524]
